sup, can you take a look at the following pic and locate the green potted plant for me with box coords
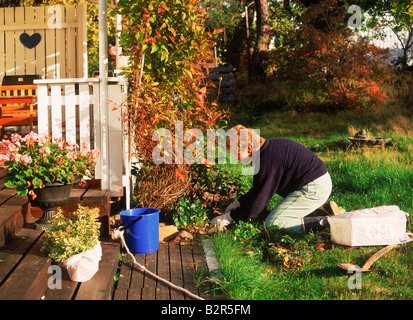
[41,205,102,282]
[0,132,100,227]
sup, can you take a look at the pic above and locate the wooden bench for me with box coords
[0,85,37,139]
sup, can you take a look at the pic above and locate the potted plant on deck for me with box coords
[0,132,100,228]
[41,205,102,282]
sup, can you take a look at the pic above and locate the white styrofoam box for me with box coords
[328,206,412,246]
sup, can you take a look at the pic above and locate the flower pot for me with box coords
[63,242,102,282]
[29,183,73,230]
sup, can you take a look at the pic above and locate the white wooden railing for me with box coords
[34,77,127,197]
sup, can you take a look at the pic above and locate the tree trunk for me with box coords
[249,0,271,83]
[402,29,413,71]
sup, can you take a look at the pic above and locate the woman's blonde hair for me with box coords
[226,125,266,152]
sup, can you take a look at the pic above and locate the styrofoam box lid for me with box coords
[328,205,408,222]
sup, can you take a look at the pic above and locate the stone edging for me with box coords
[200,234,222,281]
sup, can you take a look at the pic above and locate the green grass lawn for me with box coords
[209,106,413,300]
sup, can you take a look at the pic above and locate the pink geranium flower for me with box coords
[0,154,9,163]
[39,147,51,154]
[21,155,32,164]
[11,133,22,143]
[24,132,39,142]
[12,153,22,162]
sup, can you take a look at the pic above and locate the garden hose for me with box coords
[112,227,204,301]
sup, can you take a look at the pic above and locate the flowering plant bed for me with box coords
[0,132,99,199]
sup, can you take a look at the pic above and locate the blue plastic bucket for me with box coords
[119,208,160,254]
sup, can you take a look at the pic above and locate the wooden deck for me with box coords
[0,169,222,300]
[113,241,214,300]
[0,227,218,300]
[0,229,119,300]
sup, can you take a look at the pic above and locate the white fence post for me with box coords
[37,83,49,137]
[64,83,77,143]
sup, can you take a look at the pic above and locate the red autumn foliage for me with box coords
[270,0,391,112]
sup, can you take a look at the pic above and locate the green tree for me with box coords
[0,0,21,6]
[249,0,270,83]
[202,0,272,83]
[363,0,413,70]
[202,0,244,62]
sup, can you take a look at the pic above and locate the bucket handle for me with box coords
[120,215,144,231]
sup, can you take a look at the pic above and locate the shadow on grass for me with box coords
[303,265,350,278]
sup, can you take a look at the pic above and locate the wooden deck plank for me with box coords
[169,243,185,300]
[0,205,22,228]
[0,204,25,247]
[0,228,43,284]
[0,234,51,300]
[2,194,28,208]
[68,188,87,201]
[127,288,141,300]
[141,287,156,300]
[43,267,79,300]
[156,287,170,300]
[112,288,128,300]
[115,253,134,290]
[80,189,109,200]
[0,188,17,206]
[181,244,200,300]
[156,243,171,298]
[143,250,157,288]
[192,241,213,299]
[130,253,146,289]
[74,239,119,300]
[113,250,136,300]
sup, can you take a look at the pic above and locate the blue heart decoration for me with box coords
[20,33,42,49]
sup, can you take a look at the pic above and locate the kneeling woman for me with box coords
[211,125,340,233]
